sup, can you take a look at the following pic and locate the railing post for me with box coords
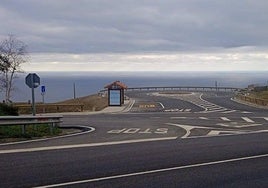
[50,123,53,135]
[22,125,26,135]
[81,105,84,112]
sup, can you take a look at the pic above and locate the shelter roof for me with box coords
[105,81,127,89]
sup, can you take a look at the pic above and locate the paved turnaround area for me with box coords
[0,90,268,187]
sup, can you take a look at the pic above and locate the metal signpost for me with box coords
[41,85,46,103]
[25,73,40,116]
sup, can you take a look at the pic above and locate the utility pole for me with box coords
[73,83,76,99]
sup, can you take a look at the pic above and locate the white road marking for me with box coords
[107,128,169,134]
[0,137,177,154]
[199,117,209,120]
[170,117,187,119]
[221,110,237,114]
[206,130,247,136]
[127,99,136,111]
[220,117,231,121]
[185,109,191,112]
[34,153,268,188]
[158,102,165,109]
[241,111,252,114]
[167,122,267,138]
[263,117,268,121]
[242,117,255,123]
[166,123,223,138]
[217,123,262,128]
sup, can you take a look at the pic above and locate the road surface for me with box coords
[0,90,267,187]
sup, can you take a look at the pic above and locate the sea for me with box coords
[2,71,268,103]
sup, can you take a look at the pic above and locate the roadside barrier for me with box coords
[0,115,63,134]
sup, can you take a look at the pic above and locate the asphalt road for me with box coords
[0,90,268,187]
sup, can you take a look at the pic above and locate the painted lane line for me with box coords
[184,130,268,139]
[199,117,209,120]
[170,117,188,119]
[206,130,247,136]
[126,99,136,111]
[158,102,165,109]
[220,117,231,121]
[34,153,268,188]
[221,110,237,114]
[242,117,255,123]
[0,137,177,154]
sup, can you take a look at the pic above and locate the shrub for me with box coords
[0,103,19,116]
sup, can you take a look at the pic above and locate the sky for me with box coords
[0,0,268,72]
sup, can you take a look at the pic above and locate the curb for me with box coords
[0,125,95,146]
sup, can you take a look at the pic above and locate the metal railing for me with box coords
[0,115,63,134]
[126,86,240,92]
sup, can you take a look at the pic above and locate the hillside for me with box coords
[56,94,108,111]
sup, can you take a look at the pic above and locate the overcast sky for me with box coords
[1,0,268,71]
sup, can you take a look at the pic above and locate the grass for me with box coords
[57,94,108,111]
[1,94,107,142]
[15,94,108,114]
[249,90,268,100]
[0,124,62,142]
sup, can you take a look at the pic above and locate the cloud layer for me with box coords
[1,0,268,53]
[1,1,268,71]
[22,50,268,72]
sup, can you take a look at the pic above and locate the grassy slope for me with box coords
[249,91,268,100]
[56,94,108,111]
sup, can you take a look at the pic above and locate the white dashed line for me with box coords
[241,117,255,123]
[220,117,231,121]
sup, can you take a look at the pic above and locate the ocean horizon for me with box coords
[2,71,268,103]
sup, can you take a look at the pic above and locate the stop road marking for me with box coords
[108,128,168,134]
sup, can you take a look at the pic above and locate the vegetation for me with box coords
[0,103,18,116]
[15,94,108,114]
[0,124,62,142]
[0,35,28,103]
[1,93,107,142]
[249,90,268,100]
[57,94,108,111]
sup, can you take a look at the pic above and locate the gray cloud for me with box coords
[0,0,268,53]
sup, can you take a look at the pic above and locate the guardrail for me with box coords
[100,86,240,93]
[0,115,63,134]
[126,86,240,92]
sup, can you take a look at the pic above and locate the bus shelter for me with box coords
[105,81,127,106]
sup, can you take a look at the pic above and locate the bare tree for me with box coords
[0,35,28,103]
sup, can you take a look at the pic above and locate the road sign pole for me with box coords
[42,94,45,104]
[25,73,40,116]
[31,74,36,116]
[41,86,46,104]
